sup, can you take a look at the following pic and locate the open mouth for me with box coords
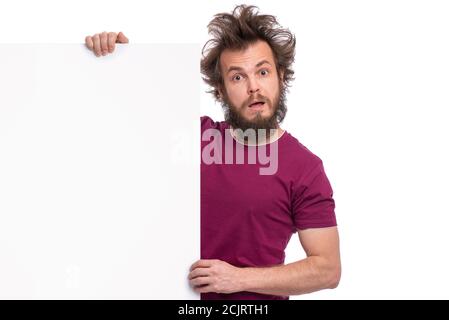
[248,101,265,108]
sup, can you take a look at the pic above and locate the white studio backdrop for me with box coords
[0,44,200,299]
[1,0,449,299]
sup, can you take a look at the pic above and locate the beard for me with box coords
[220,82,288,138]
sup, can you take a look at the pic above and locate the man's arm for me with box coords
[189,226,341,296]
[239,226,341,296]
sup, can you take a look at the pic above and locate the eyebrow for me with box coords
[226,60,272,75]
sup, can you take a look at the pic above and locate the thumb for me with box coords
[116,32,129,43]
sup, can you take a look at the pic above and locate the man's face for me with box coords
[218,40,285,132]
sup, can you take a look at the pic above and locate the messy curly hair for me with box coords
[201,4,296,101]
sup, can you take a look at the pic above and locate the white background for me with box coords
[1,0,448,299]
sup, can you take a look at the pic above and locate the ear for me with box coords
[217,87,224,100]
[279,68,285,81]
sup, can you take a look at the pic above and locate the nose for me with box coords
[247,76,260,95]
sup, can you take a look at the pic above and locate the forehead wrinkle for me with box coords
[220,41,275,75]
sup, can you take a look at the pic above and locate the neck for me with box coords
[229,126,285,146]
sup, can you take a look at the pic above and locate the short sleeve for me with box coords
[291,161,337,230]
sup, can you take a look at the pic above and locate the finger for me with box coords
[190,260,205,271]
[190,259,213,271]
[188,268,210,280]
[100,31,108,55]
[92,34,101,57]
[116,31,129,43]
[107,32,117,53]
[190,277,210,287]
[85,36,94,50]
[194,285,214,294]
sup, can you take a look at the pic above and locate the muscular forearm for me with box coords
[238,256,341,297]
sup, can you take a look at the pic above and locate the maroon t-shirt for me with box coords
[200,116,337,300]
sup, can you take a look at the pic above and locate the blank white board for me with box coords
[0,44,200,299]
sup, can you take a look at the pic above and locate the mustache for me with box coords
[243,94,269,107]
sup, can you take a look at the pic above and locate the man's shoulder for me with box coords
[200,115,227,133]
[279,130,328,184]
[282,131,322,165]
